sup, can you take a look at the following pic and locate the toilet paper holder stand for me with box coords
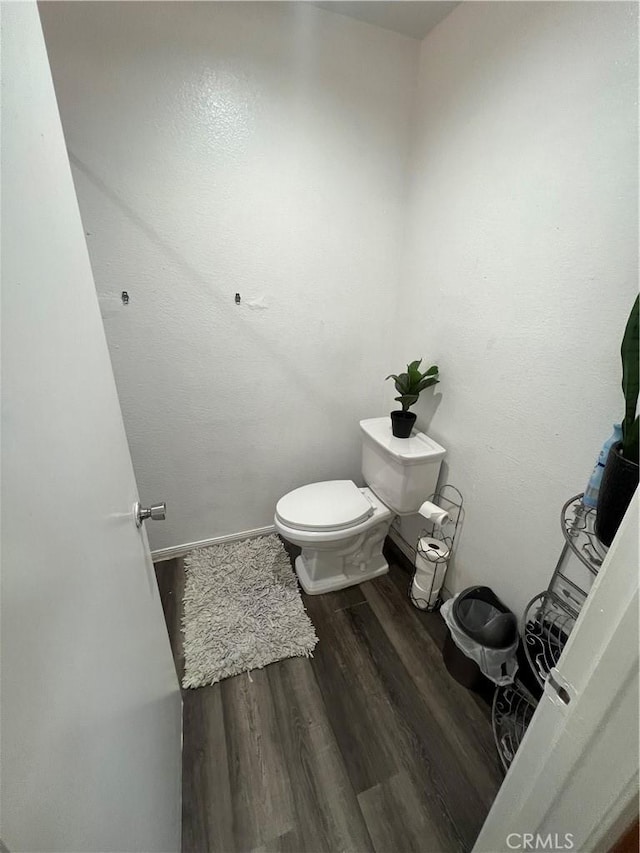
[408,483,464,612]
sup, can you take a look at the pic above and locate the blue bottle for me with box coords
[583,424,622,508]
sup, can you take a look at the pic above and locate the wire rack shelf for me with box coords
[561,494,608,575]
[492,679,538,772]
[491,495,608,769]
[521,590,576,689]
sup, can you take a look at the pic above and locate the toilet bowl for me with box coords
[275,417,446,595]
[275,481,393,595]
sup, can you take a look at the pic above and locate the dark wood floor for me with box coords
[155,541,502,853]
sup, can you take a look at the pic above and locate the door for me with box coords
[1,4,182,852]
[474,492,639,852]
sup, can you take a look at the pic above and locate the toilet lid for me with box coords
[276,480,374,532]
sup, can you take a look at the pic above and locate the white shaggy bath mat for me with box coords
[182,534,318,688]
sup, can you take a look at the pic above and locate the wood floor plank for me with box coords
[344,600,491,851]
[267,655,374,853]
[306,590,492,849]
[181,693,211,853]
[303,594,399,794]
[182,685,234,853]
[358,771,443,853]
[222,668,296,851]
[154,557,185,682]
[250,828,304,853]
[385,562,450,649]
[385,563,496,719]
[302,583,367,613]
[362,572,503,804]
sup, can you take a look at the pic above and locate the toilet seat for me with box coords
[275,480,374,532]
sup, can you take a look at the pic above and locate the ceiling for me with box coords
[312,2,460,39]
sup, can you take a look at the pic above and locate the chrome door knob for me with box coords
[134,500,166,527]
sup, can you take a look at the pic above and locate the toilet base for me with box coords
[295,554,389,594]
[275,487,393,595]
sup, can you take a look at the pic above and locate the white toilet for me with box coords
[274,417,446,594]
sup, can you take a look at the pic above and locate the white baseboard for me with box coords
[151,524,276,562]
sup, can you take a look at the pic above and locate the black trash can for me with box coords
[442,586,518,691]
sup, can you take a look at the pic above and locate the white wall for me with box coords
[395,1,638,615]
[41,2,638,615]
[40,2,419,552]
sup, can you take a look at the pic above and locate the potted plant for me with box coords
[595,296,639,546]
[386,359,439,438]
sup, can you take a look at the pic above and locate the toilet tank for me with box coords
[360,417,446,515]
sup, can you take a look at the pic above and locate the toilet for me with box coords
[274,417,446,594]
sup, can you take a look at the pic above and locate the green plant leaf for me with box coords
[625,417,639,464]
[417,376,439,392]
[394,372,410,395]
[621,296,639,462]
[407,364,423,389]
[423,365,439,377]
[395,394,419,411]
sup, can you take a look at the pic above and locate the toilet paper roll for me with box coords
[414,562,441,590]
[417,537,451,563]
[410,577,430,610]
[418,500,450,527]
[411,561,448,609]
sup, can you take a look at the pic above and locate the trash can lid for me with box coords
[452,586,518,649]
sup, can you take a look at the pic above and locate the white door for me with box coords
[1,4,182,852]
[474,492,639,853]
